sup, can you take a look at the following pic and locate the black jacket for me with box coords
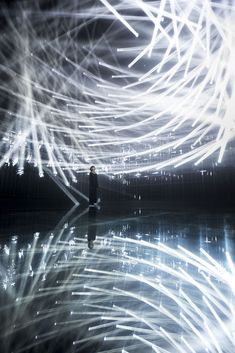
[89,172,98,189]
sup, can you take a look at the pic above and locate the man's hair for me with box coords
[90,165,95,171]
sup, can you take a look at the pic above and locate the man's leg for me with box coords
[89,188,96,205]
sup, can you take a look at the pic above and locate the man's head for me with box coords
[90,165,96,173]
[88,240,94,249]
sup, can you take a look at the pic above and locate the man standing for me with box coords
[89,165,98,206]
[87,207,97,249]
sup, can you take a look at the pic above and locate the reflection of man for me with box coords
[87,207,97,249]
[89,165,98,207]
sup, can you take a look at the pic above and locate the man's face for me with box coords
[91,167,95,172]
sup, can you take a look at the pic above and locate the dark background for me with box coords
[1,162,235,211]
[0,0,234,211]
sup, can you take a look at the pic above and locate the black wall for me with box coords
[1,163,235,210]
[0,164,71,210]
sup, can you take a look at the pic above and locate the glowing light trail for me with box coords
[1,208,235,353]
[0,0,235,181]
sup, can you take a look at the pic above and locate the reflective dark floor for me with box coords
[1,203,235,353]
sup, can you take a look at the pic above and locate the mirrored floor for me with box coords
[1,204,235,353]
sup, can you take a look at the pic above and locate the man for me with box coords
[87,207,97,249]
[89,165,98,206]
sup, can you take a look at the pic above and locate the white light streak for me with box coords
[1,208,235,353]
[0,0,235,181]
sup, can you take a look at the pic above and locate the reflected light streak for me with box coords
[0,212,234,353]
